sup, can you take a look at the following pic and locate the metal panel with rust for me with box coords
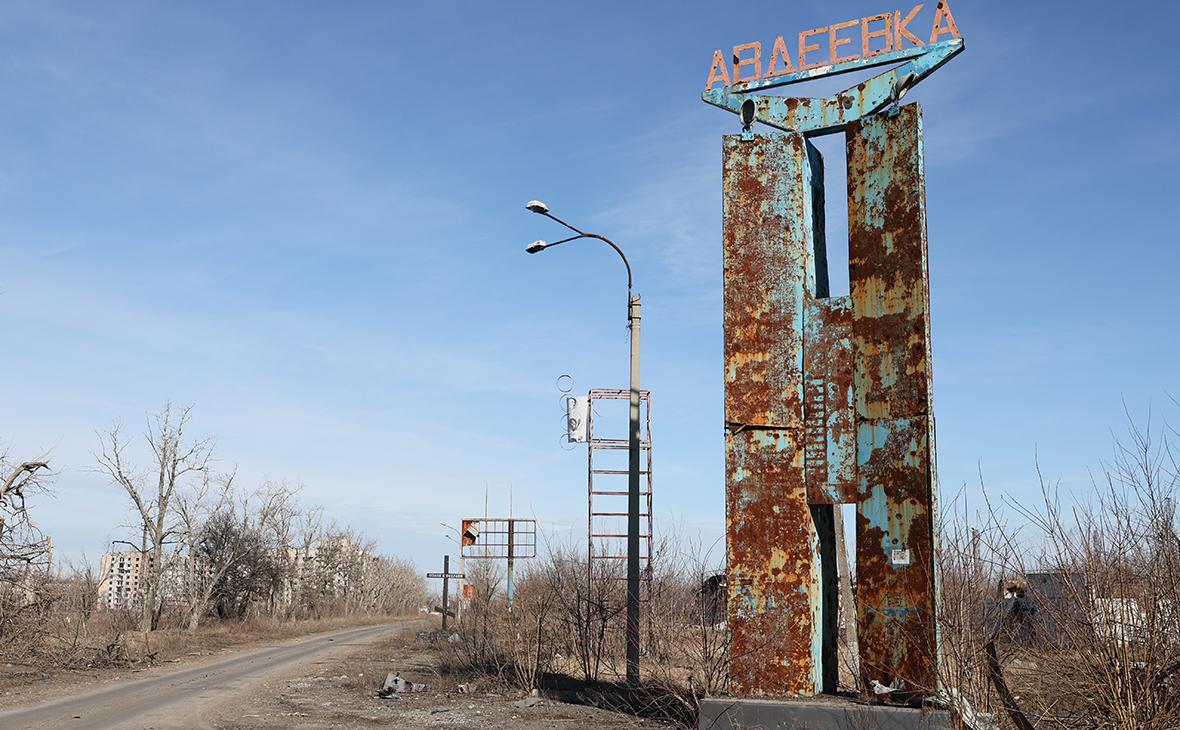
[854,417,938,691]
[847,104,933,422]
[702,39,964,138]
[723,133,810,430]
[723,132,825,695]
[804,295,857,505]
[847,103,939,694]
[726,430,822,695]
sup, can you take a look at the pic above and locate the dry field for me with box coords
[202,623,658,729]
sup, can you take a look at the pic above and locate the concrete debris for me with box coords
[376,671,431,699]
[928,688,999,730]
[870,678,903,695]
[416,630,470,645]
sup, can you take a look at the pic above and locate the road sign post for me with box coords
[426,555,465,631]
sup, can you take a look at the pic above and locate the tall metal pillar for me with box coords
[848,103,940,694]
[723,132,826,696]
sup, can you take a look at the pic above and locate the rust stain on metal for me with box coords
[722,133,807,431]
[848,103,939,696]
[848,104,933,423]
[715,22,949,691]
[804,296,857,505]
[723,132,826,696]
[855,417,938,692]
[726,430,820,695]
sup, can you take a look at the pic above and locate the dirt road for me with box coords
[0,622,409,730]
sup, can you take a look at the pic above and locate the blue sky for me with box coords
[1,1,1176,572]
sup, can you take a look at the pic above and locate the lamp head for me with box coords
[525,240,547,254]
[892,71,915,102]
[740,98,756,130]
[525,199,549,214]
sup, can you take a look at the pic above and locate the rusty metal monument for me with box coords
[702,2,963,703]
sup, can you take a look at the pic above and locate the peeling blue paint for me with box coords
[703,40,962,137]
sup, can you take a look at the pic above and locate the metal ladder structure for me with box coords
[586,388,653,585]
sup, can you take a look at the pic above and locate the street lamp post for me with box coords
[523,200,642,686]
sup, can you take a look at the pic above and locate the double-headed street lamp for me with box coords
[523,199,642,686]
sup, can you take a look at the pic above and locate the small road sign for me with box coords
[426,555,465,630]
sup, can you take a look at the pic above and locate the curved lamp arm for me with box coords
[526,205,635,319]
[541,232,633,297]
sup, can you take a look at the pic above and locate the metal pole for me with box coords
[522,208,640,684]
[507,520,515,612]
[626,295,641,686]
[441,555,449,631]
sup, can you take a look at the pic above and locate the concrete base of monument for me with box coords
[698,696,952,730]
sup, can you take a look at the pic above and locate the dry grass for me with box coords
[204,622,652,729]
[437,536,716,727]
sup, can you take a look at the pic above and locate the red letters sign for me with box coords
[705,1,961,90]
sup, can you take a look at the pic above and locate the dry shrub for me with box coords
[441,405,1178,730]
[442,531,723,726]
[439,558,560,687]
[937,404,1180,729]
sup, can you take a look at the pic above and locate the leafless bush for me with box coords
[640,531,729,701]
[439,530,722,726]
[439,559,506,679]
[935,403,1180,729]
[543,541,626,682]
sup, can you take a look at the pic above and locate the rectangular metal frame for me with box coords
[586,388,653,573]
[459,518,537,560]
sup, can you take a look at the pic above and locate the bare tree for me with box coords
[0,450,53,660]
[174,470,271,630]
[0,455,51,564]
[363,555,427,615]
[293,506,323,617]
[930,404,1180,729]
[254,480,303,617]
[95,403,212,631]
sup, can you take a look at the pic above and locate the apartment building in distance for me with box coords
[97,550,192,610]
[98,550,149,610]
[98,535,375,612]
